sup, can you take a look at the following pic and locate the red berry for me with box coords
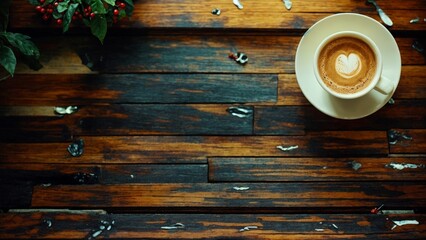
[119,3,126,9]
[54,2,59,7]
[113,9,119,16]
[87,6,92,12]
[35,6,42,12]
[42,14,50,21]
[40,7,46,13]
[47,8,53,14]
[39,0,45,4]
[72,15,78,21]
[56,19,63,25]
[90,12,95,18]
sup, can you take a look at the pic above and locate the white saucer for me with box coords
[295,13,401,119]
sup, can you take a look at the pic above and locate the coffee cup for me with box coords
[313,31,393,99]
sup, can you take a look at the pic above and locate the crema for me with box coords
[317,37,376,94]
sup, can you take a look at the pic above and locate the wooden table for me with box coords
[1,0,425,239]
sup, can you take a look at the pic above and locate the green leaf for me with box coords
[118,9,126,20]
[3,32,40,59]
[0,0,12,32]
[90,0,107,14]
[63,3,79,32]
[43,0,55,6]
[82,18,91,27]
[103,0,115,6]
[57,1,71,13]
[90,15,107,43]
[53,9,63,19]
[0,45,16,76]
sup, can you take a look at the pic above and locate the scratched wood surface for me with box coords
[8,0,426,31]
[1,212,425,239]
[1,0,425,239]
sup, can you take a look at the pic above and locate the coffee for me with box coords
[317,37,376,94]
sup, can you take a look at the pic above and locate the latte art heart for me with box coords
[317,36,377,94]
[335,53,361,78]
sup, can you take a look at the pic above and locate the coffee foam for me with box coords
[335,53,361,78]
[318,37,376,94]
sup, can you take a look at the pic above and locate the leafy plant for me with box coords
[28,0,134,43]
[0,0,41,78]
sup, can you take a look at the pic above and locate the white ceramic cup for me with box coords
[313,31,394,99]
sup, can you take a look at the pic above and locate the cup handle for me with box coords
[374,76,394,95]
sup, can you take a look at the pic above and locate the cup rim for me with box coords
[313,31,382,100]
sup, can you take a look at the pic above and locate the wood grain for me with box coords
[0,164,99,185]
[0,132,388,164]
[0,104,254,141]
[393,66,426,99]
[0,164,207,184]
[10,36,424,75]
[0,163,208,209]
[0,115,72,142]
[254,100,426,135]
[389,129,426,154]
[0,74,277,105]
[1,212,425,239]
[9,0,426,31]
[76,104,254,135]
[31,182,426,208]
[2,1,425,239]
[208,157,426,182]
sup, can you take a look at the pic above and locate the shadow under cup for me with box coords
[313,31,393,100]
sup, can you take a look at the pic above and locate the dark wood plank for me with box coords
[1,212,425,239]
[12,35,296,74]
[122,9,426,31]
[389,129,426,154]
[31,182,426,208]
[0,164,207,184]
[76,104,253,136]
[0,164,99,185]
[396,37,426,66]
[0,74,277,105]
[0,132,388,164]
[0,163,207,208]
[11,36,423,75]
[101,164,207,184]
[100,35,297,74]
[394,66,426,99]
[278,74,310,106]
[254,100,426,135]
[0,104,254,141]
[208,157,426,182]
[9,0,426,31]
[0,115,72,142]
